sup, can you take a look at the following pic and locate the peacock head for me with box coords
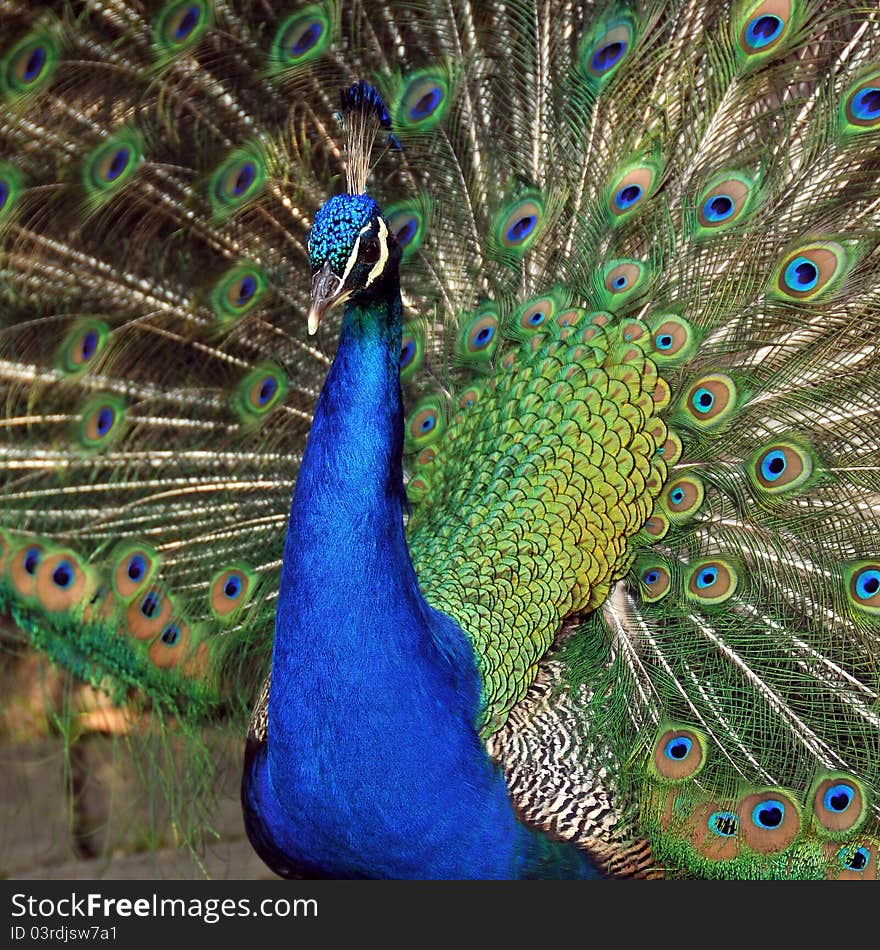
[306,193,400,335]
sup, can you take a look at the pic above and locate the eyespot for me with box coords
[125,588,173,640]
[2,29,59,100]
[386,202,427,259]
[457,307,499,362]
[234,365,288,421]
[599,260,646,306]
[648,315,695,362]
[695,174,755,233]
[650,727,707,782]
[581,19,634,82]
[77,395,127,450]
[397,72,449,129]
[154,1,210,53]
[210,146,266,218]
[405,395,446,452]
[112,545,158,600]
[399,322,425,384]
[9,543,45,598]
[846,562,880,614]
[608,164,657,218]
[662,475,705,522]
[636,562,671,602]
[738,789,801,854]
[555,308,585,331]
[830,840,879,880]
[495,196,544,254]
[84,132,142,199]
[35,550,91,613]
[680,374,737,429]
[510,294,558,339]
[0,163,22,223]
[749,442,813,495]
[270,8,331,71]
[842,69,880,132]
[774,242,848,301]
[685,558,738,604]
[8,41,50,89]
[210,264,268,324]
[456,386,482,410]
[210,566,253,620]
[737,1,793,56]
[658,431,682,467]
[811,776,868,837]
[153,1,211,62]
[640,510,670,541]
[56,321,109,375]
[148,619,194,669]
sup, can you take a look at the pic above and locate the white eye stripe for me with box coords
[365,218,389,288]
[339,233,362,286]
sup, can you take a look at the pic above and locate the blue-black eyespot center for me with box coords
[80,330,99,361]
[746,14,783,48]
[105,147,131,183]
[24,547,42,575]
[785,257,818,291]
[236,274,257,306]
[856,569,880,599]
[396,219,417,246]
[664,736,692,760]
[853,87,880,120]
[842,846,870,871]
[232,162,256,198]
[697,567,718,588]
[22,45,47,83]
[615,184,642,210]
[400,339,416,367]
[824,784,855,813]
[410,88,442,121]
[473,325,495,347]
[174,5,202,42]
[258,376,277,406]
[291,22,322,56]
[52,561,74,589]
[705,194,734,221]
[709,811,738,837]
[160,623,180,646]
[224,575,242,599]
[506,215,537,243]
[141,591,160,618]
[753,800,784,829]
[96,406,115,436]
[127,554,146,582]
[761,449,787,479]
[591,40,626,73]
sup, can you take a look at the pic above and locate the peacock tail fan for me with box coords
[1,0,879,876]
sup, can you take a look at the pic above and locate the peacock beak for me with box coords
[308,262,349,335]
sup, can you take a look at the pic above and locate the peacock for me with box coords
[1,0,879,880]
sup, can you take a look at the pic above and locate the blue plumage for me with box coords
[242,194,601,878]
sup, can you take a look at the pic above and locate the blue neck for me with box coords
[262,284,601,879]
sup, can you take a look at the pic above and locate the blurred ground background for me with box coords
[1,627,272,880]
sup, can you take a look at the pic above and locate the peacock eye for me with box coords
[361,237,381,265]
